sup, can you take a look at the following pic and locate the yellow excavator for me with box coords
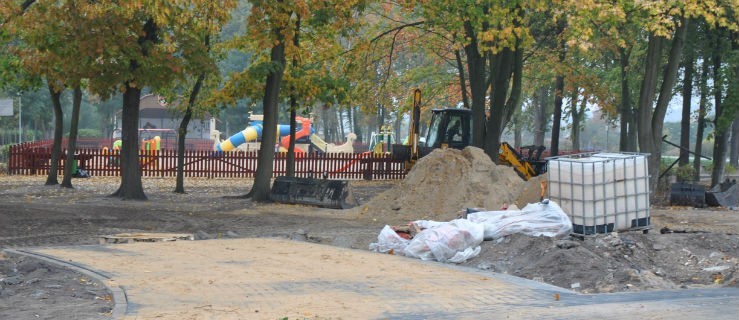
[392,89,547,180]
[498,142,547,180]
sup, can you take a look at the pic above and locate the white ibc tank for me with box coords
[547,153,650,234]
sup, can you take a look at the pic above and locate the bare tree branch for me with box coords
[370,21,425,43]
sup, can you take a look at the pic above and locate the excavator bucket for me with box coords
[269,176,359,209]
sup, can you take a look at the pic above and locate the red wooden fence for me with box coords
[8,143,406,180]
[8,137,215,150]
[8,141,583,180]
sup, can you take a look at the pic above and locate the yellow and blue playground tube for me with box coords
[216,121,296,152]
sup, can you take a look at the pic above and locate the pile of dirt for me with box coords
[351,148,739,293]
[356,147,544,223]
[0,253,112,319]
[463,231,739,293]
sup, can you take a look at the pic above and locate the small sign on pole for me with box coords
[0,99,13,116]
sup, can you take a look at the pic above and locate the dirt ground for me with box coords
[1,148,738,319]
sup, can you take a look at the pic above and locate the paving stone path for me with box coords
[8,238,739,320]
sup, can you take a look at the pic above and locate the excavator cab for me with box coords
[419,109,472,157]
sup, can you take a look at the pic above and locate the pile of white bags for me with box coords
[466,201,572,240]
[369,219,484,263]
[370,200,572,263]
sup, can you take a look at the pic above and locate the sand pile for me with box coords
[357,147,545,223]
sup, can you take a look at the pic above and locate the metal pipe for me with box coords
[17,93,22,144]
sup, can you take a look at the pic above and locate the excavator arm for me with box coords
[498,142,539,181]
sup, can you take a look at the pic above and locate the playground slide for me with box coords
[310,134,328,153]
[216,120,309,152]
[216,124,263,152]
[309,133,356,154]
[279,117,311,153]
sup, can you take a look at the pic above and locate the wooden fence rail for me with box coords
[8,143,406,180]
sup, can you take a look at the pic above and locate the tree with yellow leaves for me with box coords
[218,0,368,201]
[4,0,105,188]
[155,1,236,194]
[82,1,239,200]
[391,0,561,160]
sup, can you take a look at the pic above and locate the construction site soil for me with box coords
[1,147,738,319]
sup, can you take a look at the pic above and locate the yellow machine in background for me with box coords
[393,89,547,180]
[498,142,547,181]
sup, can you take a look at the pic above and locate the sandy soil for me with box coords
[1,147,738,319]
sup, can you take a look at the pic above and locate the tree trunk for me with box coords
[618,47,635,152]
[693,57,710,181]
[111,83,146,200]
[325,106,334,142]
[726,32,739,169]
[551,74,563,155]
[320,105,329,139]
[714,30,739,183]
[347,107,353,137]
[376,104,385,136]
[455,48,470,109]
[248,36,286,202]
[464,21,488,149]
[651,19,688,185]
[551,23,566,156]
[570,90,582,151]
[513,121,522,148]
[352,106,363,143]
[174,105,193,194]
[287,97,297,177]
[731,115,739,167]
[61,85,82,188]
[711,28,728,187]
[338,108,346,138]
[45,83,63,186]
[331,106,340,141]
[484,47,516,159]
[533,87,547,146]
[394,114,402,145]
[112,18,157,200]
[503,34,524,132]
[637,20,687,199]
[286,17,300,177]
[175,72,206,193]
[680,22,696,167]
[637,36,665,192]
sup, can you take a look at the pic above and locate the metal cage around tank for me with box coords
[546,152,651,235]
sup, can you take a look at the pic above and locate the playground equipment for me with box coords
[140,136,161,168]
[278,116,311,153]
[102,134,163,169]
[369,125,394,154]
[310,132,357,154]
[212,114,356,154]
[213,115,265,152]
[104,134,161,168]
[102,140,122,166]
[213,114,313,152]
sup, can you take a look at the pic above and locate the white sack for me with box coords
[466,200,572,240]
[403,219,484,263]
[369,219,484,263]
